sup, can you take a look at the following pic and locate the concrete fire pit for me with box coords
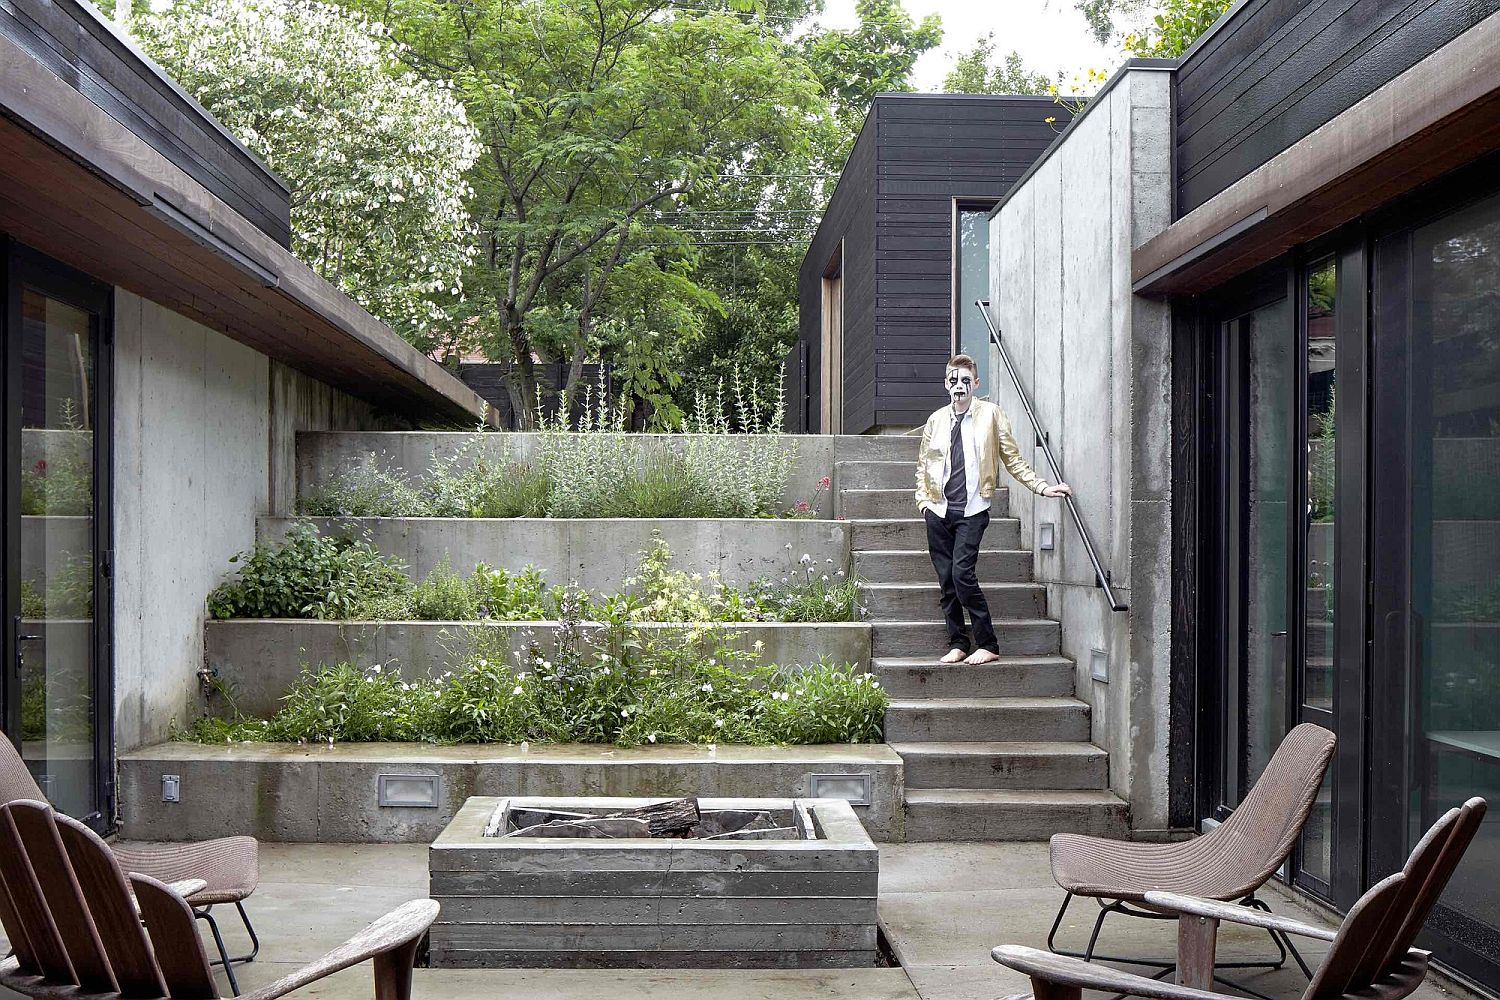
[428,795,880,968]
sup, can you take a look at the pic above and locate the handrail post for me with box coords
[975,299,1127,613]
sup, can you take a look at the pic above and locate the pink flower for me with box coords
[794,500,810,513]
[818,476,831,490]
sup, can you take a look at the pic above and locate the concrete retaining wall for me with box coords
[428,796,879,968]
[117,742,905,843]
[296,431,917,517]
[989,67,1175,832]
[256,516,850,590]
[204,619,872,718]
[109,292,401,753]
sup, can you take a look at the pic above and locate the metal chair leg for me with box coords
[194,908,241,997]
[231,901,261,963]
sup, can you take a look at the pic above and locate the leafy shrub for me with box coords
[177,618,887,748]
[206,523,409,619]
[473,565,555,620]
[300,452,426,517]
[405,558,482,621]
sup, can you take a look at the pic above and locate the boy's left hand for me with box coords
[1042,482,1073,498]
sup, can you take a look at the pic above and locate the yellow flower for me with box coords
[1044,116,1057,124]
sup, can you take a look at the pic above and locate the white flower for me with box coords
[370,664,382,673]
[512,685,523,695]
[714,718,724,728]
[800,553,812,564]
[700,682,713,693]
[647,733,658,743]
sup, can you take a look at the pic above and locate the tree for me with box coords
[798,0,943,144]
[136,0,481,350]
[1122,0,1234,56]
[339,0,825,424]
[943,34,1055,96]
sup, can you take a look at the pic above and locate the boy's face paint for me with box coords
[945,367,976,404]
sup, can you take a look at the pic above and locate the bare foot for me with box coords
[939,648,966,664]
[964,648,1000,664]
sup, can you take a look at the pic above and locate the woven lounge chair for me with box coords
[0,797,437,1000]
[0,731,261,994]
[1046,723,1337,992]
[996,796,1486,1000]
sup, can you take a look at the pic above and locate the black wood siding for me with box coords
[799,95,1056,433]
[798,106,876,433]
[1175,0,1500,216]
[2,0,292,246]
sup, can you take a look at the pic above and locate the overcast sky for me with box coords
[816,0,1130,91]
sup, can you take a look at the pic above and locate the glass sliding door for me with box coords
[1372,188,1500,986]
[3,241,112,828]
[1203,275,1295,820]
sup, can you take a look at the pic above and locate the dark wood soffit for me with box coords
[0,34,496,427]
[1133,11,1500,296]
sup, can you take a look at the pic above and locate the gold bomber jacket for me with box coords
[914,398,1049,510]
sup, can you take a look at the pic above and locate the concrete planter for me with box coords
[428,795,879,968]
[257,516,850,591]
[295,431,917,519]
[117,741,905,843]
[203,619,873,718]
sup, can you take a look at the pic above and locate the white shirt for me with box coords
[922,405,990,519]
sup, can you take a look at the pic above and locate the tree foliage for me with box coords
[798,0,942,143]
[1122,0,1235,56]
[943,34,1055,96]
[136,0,481,349]
[332,0,829,424]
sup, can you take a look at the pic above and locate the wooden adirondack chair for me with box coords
[996,796,1487,1000]
[0,797,437,1000]
[0,729,263,993]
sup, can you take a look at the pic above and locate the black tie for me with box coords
[945,413,967,509]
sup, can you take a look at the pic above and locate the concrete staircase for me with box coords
[835,450,1128,841]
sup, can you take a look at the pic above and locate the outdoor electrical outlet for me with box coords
[1039,522,1056,550]
[161,774,181,803]
[1090,648,1109,684]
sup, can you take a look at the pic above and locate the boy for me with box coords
[915,355,1072,664]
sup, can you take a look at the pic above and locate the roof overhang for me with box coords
[1133,9,1500,297]
[0,30,498,427]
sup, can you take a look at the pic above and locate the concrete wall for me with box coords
[111,292,401,754]
[988,67,1175,833]
[258,516,851,591]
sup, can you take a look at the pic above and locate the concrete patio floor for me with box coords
[1,841,1479,1000]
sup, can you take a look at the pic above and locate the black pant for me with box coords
[925,506,996,653]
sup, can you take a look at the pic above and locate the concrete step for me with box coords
[874,656,1074,698]
[884,697,1090,742]
[891,742,1110,790]
[859,582,1045,621]
[837,488,1009,520]
[851,518,1021,552]
[835,461,915,490]
[853,549,1033,584]
[903,788,1129,841]
[871,620,1060,658]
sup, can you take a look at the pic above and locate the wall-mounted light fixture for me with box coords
[809,773,873,807]
[1039,522,1056,551]
[377,774,439,808]
[1090,648,1109,684]
[161,774,181,803]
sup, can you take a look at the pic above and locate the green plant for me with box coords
[19,556,94,619]
[206,523,410,620]
[406,557,481,621]
[473,565,554,620]
[20,405,92,516]
[747,549,858,623]
[299,452,426,517]
[176,626,887,748]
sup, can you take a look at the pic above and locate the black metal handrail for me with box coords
[975,299,1128,613]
